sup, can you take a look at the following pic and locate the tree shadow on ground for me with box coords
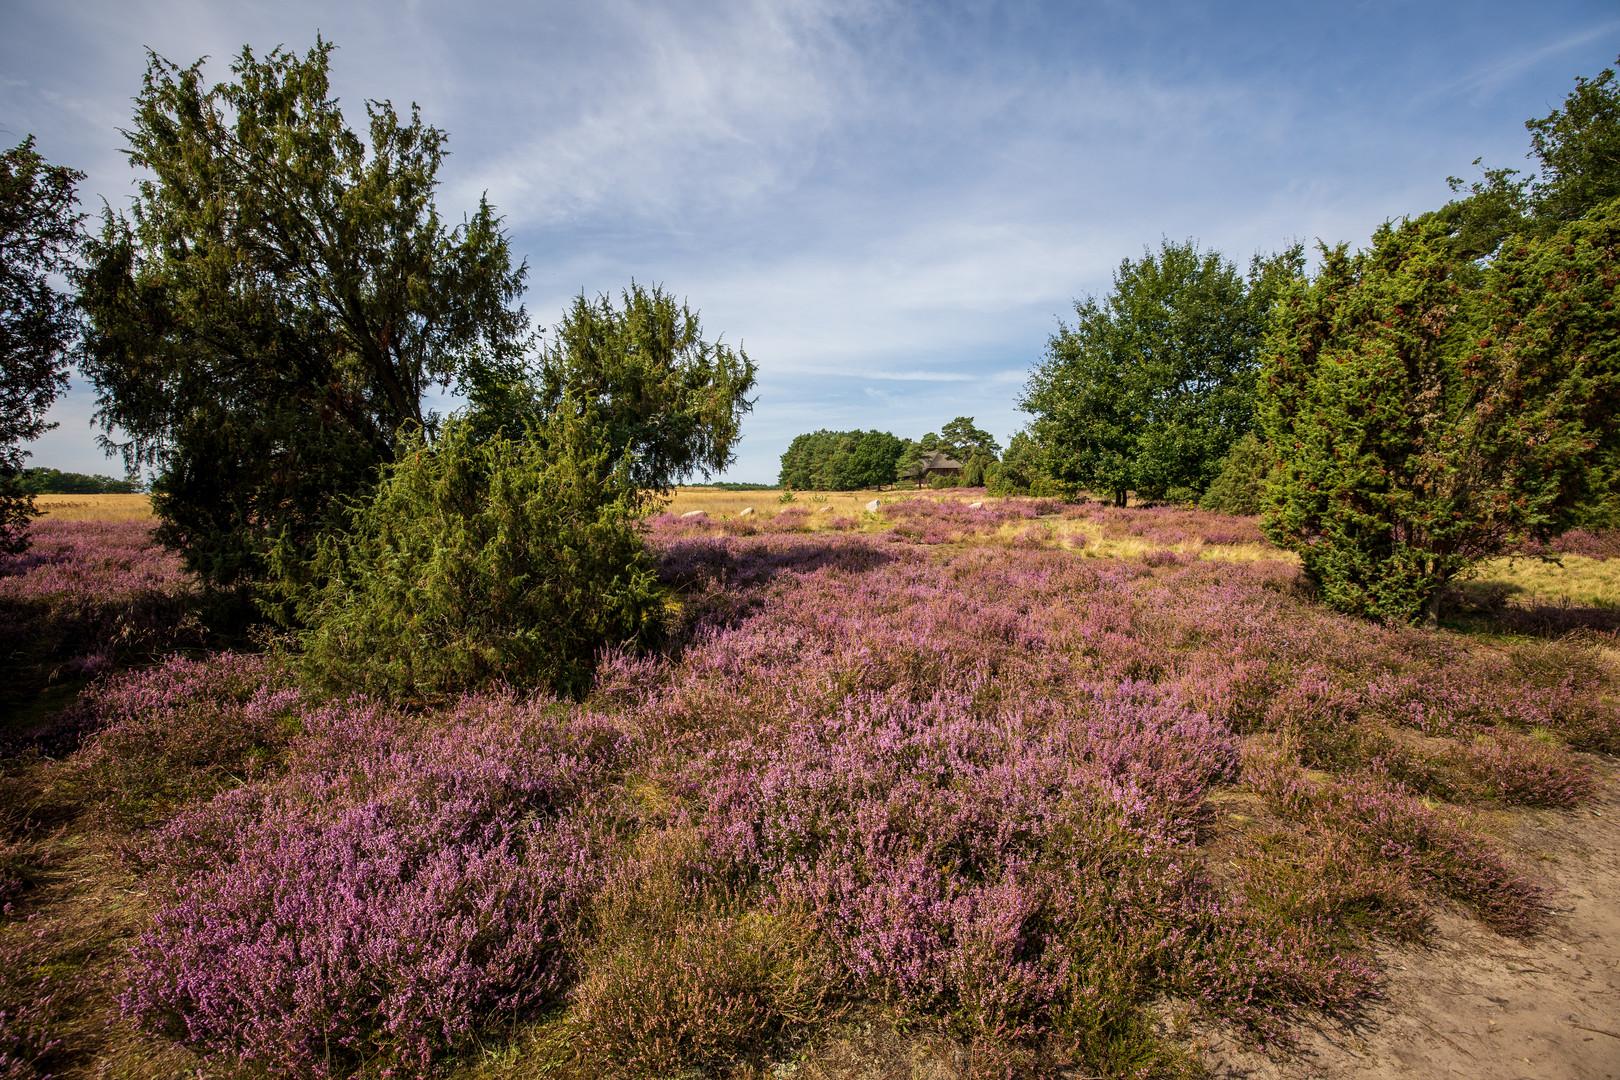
[1442,579,1620,640]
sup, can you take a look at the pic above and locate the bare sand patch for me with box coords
[1195,761,1620,1080]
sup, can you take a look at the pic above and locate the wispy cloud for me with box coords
[7,0,1619,479]
[1437,20,1620,104]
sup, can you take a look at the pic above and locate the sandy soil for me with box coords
[1201,761,1620,1080]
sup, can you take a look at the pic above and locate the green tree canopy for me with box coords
[18,468,142,495]
[1260,208,1620,624]
[1432,54,1620,265]
[1020,239,1301,506]
[938,416,1002,460]
[778,429,904,490]
[474,283,756,495]
[1527,56,1620,225]
[77,40,528,585]
[1,137,83,552]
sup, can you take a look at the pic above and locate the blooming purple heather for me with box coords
[1,520,200,740]
[6,511,1612,1076]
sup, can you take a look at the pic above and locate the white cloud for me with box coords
[10,0,1620,482]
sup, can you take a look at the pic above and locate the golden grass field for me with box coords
[660,486,887,519]
[1471,553,1620,608]
[32,493,155,521]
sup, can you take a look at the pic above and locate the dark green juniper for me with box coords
[1260,207,1620,624]
[0,137,83,553]
[1261,57,1620,624]
[78,39,529,587]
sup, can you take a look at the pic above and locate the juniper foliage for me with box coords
[1260,207,1620,623]
[77,40,528,586]
[1,138,83,553]
[282,414,662,701]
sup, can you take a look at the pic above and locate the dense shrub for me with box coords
[283,419,663,701]
[1260,207,1620,624]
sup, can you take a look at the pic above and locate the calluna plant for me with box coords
[6,510,1606,1078]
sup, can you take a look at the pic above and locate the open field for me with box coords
[1471,554,1620,609]
[31,493,154,521]
[2,499,1619,1079]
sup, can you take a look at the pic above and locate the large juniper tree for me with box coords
[1260,209,1620,624]
[1261,55,1620,624]
[78,40,528,585]
[1,138,83,552]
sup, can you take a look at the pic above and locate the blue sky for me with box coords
[6,0,1619,483]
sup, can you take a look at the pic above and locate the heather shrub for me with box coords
[0,520,201,725]
[0,921,64,1080]
[124,693,628,1077]
[1229,829,1429,943]
[1245,742,1543,936]
[284,419,664,701]
[573,902,834,1076]
[672,668,1366,1063]
[1444,732,1599,807]
[67,653,303,827]
[1549,527,1620,559]
[27,509,1608,1076]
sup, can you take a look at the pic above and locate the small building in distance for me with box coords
[900,451,964,484]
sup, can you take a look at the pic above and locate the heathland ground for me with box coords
[1,490,1617,1080]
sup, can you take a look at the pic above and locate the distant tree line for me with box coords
[1009,54,1620,622]
[777,417,1002,489]
[16,468,143,494]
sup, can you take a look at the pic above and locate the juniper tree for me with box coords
[1260,208,1620,624]
[0,138,83,552]
[78,40,528,585]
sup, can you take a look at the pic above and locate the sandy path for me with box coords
[1205,764,1620,1080]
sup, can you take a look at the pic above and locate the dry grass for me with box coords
[661,487,888,522]
[32,494,154,522]
[1040,519,1294,564]
[1470,553,1620,608]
